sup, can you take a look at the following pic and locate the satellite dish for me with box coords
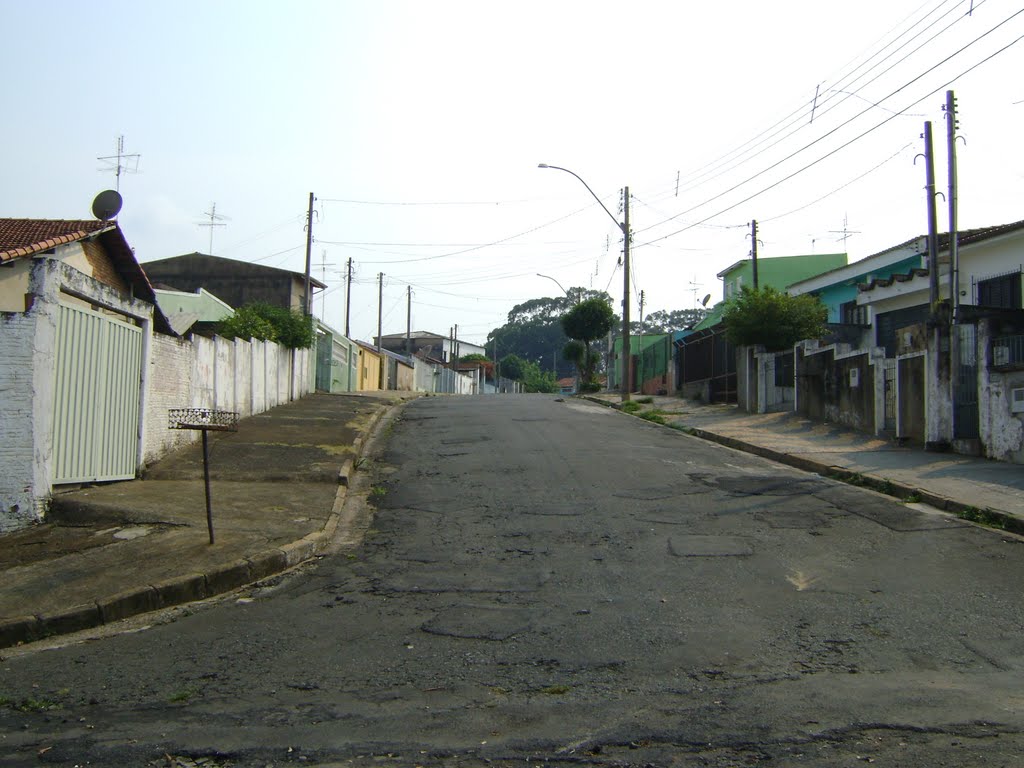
[91,189,123,221]
[701,293,712,307]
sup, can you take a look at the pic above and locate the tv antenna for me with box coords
[96,135,140,192]
[830,213,860,248]
[688,274,702,308]
[198,203,230,255]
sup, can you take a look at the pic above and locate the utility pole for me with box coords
[406,285,413,355]
[493,338,499,393]
[344,258,353,338]
[922,122,940,310]
[377,272,384,389]
[638,289,646,392]
[318,249,336,320]
[622,187,632,399]
[750,220,759,290]
[944,90,960,317]
[304,192,315,315]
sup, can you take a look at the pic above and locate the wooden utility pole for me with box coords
[945,90,960,316]
[922,122,940,310]
[750,220,759,290]
[344,257,353,338]
[304,193,315,315]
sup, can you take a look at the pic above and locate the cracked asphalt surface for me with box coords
[3,395,1024,766]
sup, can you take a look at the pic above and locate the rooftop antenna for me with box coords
[829,213,860,249]
[96,135,140,193]
[688,274,702,308]
[198,203,230,255]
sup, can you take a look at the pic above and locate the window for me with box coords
[840,300,868,326]
[977,271,1022,309]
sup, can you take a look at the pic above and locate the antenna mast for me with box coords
[198,203,229,255]
[97,135,140,192]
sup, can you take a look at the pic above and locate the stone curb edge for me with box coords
[576,394,1022,537]
[0,401,397,652]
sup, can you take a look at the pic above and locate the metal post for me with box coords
[202,429,215,545]
[923,122,940,311]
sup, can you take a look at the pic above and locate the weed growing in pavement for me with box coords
[636,396,654,404]
[957,506,1008,530]
[168,688,198,704]
[904,492,922,504]
[638,411,667,425]
[369,485,387,500]
[9,697,62,712]
[620,400,642,413]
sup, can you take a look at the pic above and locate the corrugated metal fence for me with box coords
[52,303,142,483]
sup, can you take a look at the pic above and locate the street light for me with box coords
[536,272,578,304]
[538,163,631,401]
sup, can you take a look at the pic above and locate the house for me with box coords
[153,286,234,336]
[0,219,171,532]
[676,253,848,402]
[376,331,486,362]
[314,321,360,393]
[141,252,326,314]
[354,341,383,391]
[745,218,1024,464]
[379,347,416,391]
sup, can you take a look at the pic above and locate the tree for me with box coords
[562,340,586,380]
[218,303,315,349]
[721,286,827,351]
[498,354,558,393]
[460,353,494,379]
[487,289,617,376]
[561,297,616,391]
[628,307,708,335]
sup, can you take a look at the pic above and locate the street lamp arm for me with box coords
[538,164,623,232]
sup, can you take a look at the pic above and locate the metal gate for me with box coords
[953,323,979,439]
[883,359,896,431]
[51,303,143,484]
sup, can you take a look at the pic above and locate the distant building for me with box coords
[376,331,486,362]
[141,252,325,314]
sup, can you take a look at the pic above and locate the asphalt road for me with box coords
[4,394,1024,767]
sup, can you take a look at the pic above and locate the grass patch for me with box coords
[168,687,199,704]
[903,491,922,504]
[956,506,1008,530]
[8,697,62,712]
[620,400,642,413]
[635,396,654,404]
[638,411,667,425]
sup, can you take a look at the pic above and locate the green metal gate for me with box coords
[52,303,143,484]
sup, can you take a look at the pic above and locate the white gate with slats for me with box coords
[51,303,143,484]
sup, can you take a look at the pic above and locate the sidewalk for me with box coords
[0,392,406,650]
[587,394,1024,529]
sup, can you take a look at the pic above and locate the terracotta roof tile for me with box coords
[0,219,112,262]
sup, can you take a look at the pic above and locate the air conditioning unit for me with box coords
[994,346,1011,366]
[1012,387,1024,414]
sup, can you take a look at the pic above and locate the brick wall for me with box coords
[82,240,129,293]
[143,333,196,465]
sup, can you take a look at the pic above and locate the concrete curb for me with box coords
[0,400,398,651]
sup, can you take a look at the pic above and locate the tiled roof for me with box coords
[857,267,929,292]
[0,219,112,262]
[0,218,173,335]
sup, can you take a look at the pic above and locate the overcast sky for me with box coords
[4,1,1023,345]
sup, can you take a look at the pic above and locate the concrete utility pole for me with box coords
[922,122,940,311]
[344,258,353,338]
[537,164,631,401]
[377,272,384,389]
[945,90,960,317]
[622,187,632,399]
[637,289,645,393]
[750,220,759,290]
[304,193,315,315]
[406,285,413,355]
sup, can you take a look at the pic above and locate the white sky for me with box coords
[4,1,1023,345]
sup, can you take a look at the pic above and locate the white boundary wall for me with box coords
[142,333,313,467]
